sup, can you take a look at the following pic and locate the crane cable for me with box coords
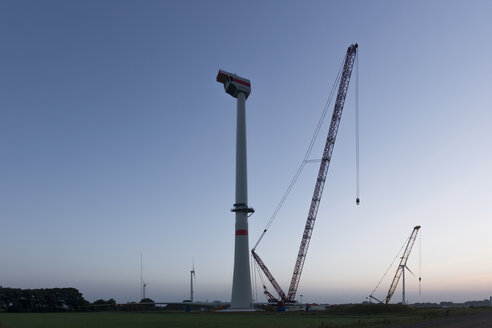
[355,51,360,205]
[419,231,422,295]
[252,55,346,251]
[253,254,270,301]
[369,237,408,299]
[251,254,258,302]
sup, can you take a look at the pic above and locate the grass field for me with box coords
[1,307,491,328]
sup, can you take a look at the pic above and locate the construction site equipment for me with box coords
[252,43,358,304]
[385,225,421,304]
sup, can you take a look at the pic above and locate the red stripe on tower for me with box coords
[235,229,248,236]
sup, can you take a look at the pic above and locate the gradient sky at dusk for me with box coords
[1,0,492,304]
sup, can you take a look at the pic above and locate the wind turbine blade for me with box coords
[405,265,416,277]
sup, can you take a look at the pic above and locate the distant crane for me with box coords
[385,225,421,304]
[251,43,359,304]
[369,225,421,305]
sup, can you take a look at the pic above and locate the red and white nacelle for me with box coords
[216,69,251,99]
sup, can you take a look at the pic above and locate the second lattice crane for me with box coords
[370,225,421,305]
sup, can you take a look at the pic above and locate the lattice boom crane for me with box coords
[385,225,421,304]
[252,43,358,303]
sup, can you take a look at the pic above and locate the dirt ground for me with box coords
[382,311,492,328]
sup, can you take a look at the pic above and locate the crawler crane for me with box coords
[369,225,421,305]
[252,43,358,304]
[385,225,421,304]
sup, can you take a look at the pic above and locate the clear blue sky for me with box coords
[1,0,491,304]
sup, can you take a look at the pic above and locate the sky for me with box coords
[1,0,492,304]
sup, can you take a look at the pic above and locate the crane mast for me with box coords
[385,225,421,304]
[252,44,358,303]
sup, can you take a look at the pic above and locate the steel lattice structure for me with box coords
[251,250,288,301]
[385,225,421,304]
[252,44,358,304]
[287,44,358,301]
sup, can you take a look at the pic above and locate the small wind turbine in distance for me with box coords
[190,262,196,302]
[140,253,150,301]
[184,261,196,303]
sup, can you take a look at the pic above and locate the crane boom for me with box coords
[286,43,358,300]
[251,44,358,304]
[385,225,421,304]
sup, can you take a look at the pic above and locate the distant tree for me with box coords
[139,298,155,311]
[0,287,89,312]
[91,299,117,311]
[121,302,139,311]
[139,298,154,303]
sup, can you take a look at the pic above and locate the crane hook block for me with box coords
[356,198,360,205]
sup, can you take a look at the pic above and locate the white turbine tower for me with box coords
[190,262,196,302]
[140,253,149,301]
[217,70,254,310]
[401,264,416,305]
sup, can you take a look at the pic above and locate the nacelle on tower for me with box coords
[216,69,251,99]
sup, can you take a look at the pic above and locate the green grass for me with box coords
[0,307,491,328]
[0,312,404,328]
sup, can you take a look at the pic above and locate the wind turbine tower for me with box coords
[140,253,149,300]
[400,263,416,305]
[190,263,196,302]
[217,70,254,310]
[402,264,406,304]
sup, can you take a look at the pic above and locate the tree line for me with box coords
[0,287,157,312]
[0,287,88,312]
